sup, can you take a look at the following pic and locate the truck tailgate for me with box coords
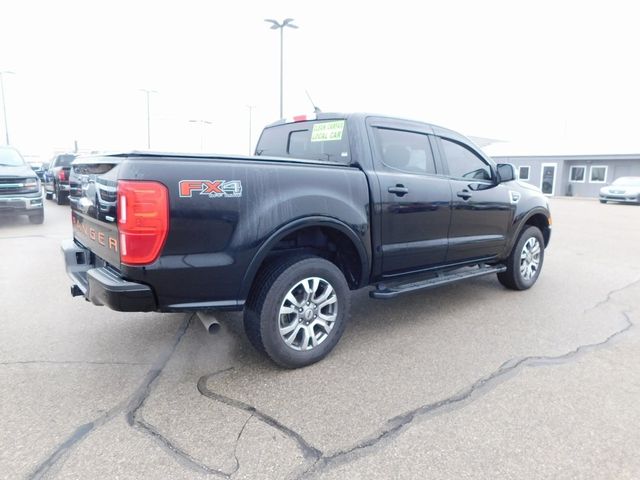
[69,157,122,267]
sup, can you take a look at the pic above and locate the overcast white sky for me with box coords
[2,0,639,159]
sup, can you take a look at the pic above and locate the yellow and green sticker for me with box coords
[311,120,345,142]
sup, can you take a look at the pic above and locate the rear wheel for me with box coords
[244,255,350,368]
[55,183,66,205]
[497,226,545,290]
[45,191,53,200]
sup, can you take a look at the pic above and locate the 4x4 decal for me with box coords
[179,180,242,198]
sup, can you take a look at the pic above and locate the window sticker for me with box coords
[311,121,345,142]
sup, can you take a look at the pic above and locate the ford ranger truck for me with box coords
[62,113,551,368]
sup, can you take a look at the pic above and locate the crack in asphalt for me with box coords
[27,276,640,479]
[303,311,634,477]
[125,315,193,426]
[28,314,195,480]
[585,277,640,313]
[229,414,253,478]
[197,372,323,464]
[195,278,638,480]
[29,400,129,480]
[133,417,227,477]
[124,314,232,477]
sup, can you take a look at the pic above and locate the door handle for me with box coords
[457,190,472,200]
[388,185,409,196]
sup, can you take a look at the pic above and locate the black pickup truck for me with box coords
[62,113,551,368]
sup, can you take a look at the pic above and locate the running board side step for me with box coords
[370,264,507,299]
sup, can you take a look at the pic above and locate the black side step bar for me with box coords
[370,264,507,299]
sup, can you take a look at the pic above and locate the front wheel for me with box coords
[244,255,350,368]
[497,226,545,290]
[599,199,607,204]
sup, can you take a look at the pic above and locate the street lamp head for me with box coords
[264,19,281,29]
[282,18,298,29]
[264,18,298,29]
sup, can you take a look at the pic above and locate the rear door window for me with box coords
[372,128,437,175]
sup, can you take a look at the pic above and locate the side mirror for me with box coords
[497,163,516,183]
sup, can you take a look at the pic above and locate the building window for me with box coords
[518,166,530,181]
[589,166,608,183]
[569,166,586,183]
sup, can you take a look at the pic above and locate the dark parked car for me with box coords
[0,147,44,224]
[44,153,76,204]
[63,112,551,368]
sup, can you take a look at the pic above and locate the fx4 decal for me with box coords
[179,180,243,198]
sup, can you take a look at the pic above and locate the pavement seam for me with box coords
[27,314,196,479]
[0,360,152,366]
[0,234,67,241]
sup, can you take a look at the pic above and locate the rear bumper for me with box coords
[61,239,157,312]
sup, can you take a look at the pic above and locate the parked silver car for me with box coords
[599,176,640,204]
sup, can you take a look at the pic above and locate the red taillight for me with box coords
[58,169,67,181]
[117,180,169,265]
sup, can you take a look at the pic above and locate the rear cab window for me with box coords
[256,119,351,164]
[56,154,76,167]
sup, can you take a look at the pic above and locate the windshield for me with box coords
[256,119,350,164]
[0,148,26,166]
[612,177,640,186]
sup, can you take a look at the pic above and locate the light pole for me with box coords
[188,119,213,152]
[246,105,255,154]
[139,89,157,149]
[264,18,298,119]
[0,70,15,145]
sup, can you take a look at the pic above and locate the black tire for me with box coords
[600,200,607,204]
[243,255,350,368]
[29,211,44,224]
[497,226,545,291]
[55,184,66,205]
[45,191,53,200]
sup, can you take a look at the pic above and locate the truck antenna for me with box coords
[305,90,322,113]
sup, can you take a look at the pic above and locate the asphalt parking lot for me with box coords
[1,197,639,479]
